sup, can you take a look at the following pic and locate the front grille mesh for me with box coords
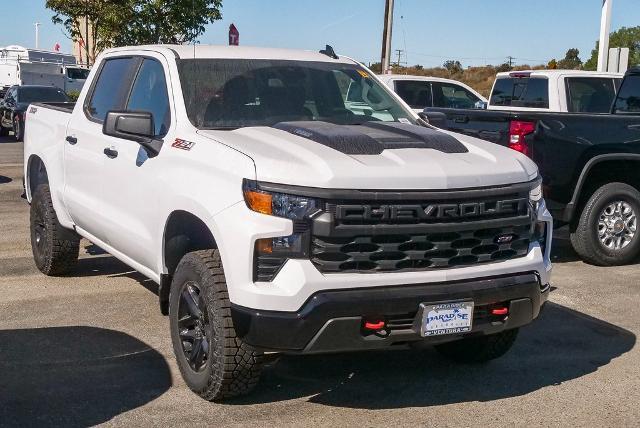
[311,225,531,273]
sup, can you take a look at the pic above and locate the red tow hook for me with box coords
[364,320,386,330]
[491,307,509,316]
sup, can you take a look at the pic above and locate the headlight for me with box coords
[243,180,319,220]
[243,180,319,281]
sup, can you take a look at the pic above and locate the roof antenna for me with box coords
[319,45,339,59]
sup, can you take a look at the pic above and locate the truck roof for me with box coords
[103,44,356,64]
[495,69,623,78]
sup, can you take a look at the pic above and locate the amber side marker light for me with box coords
[244,189,272,215]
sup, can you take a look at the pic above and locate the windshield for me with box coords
[66,67,90,80]
[17,87,69,103]
[177,59,415,129]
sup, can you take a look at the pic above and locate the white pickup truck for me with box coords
[24,44,552,401]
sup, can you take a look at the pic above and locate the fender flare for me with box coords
[564,153,640,222]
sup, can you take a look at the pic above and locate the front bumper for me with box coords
[231,272,549,353]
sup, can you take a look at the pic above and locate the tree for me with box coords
[107,0,223,46]
[443,60,463,75]
[547,59,558,69]
[46,0,126,64]
[584,26,640,70]
[557,48,582,70]
[496,62,512,73]
[47,0,223,62]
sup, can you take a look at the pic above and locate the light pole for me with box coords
[597,0,613,72]
[34,22,41,49]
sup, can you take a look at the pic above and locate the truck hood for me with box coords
[197,122,538,190]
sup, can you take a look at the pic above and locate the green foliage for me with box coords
[547,59,558,69]
[46,0,223,56]
[66,90,80,101]
[584,26,640,70]
[107,0,223,46]
[496,62,512,73]
[557,48,582,70]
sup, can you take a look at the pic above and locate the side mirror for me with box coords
[418,111,448,129]
[103,111,162,155]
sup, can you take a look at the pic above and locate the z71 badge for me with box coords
[172,138,195,151]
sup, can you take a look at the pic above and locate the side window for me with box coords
[86,57,136,121]
[126,59,171,136]
[490,77,548,108]
[432,82,480,109]
[566,77,616,113]
[394,80,432,109]
[614,75,640,113]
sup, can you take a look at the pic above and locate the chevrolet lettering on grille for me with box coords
[335,199,528,222]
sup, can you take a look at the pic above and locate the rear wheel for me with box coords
[435,329,519,363]
[30,184,80,275]
[13,114,23,141]
[570,182,640,266]
[169,249,263,401]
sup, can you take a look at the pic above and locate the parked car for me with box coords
[487,70,622,113]
[376,74,487,112]
[0,85,69,141]
[24,44,552,401]
[422,67,640,266]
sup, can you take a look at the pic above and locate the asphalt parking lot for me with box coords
[1,135,639,427]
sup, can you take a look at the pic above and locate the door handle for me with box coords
[65,136,77,145]
[103,147,118,159]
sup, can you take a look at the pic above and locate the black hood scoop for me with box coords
[272,121,468,155]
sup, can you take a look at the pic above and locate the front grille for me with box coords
[385,302,510,332]
[312,225,531,273]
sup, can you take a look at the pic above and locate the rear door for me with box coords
[63,56,139,243]
[431,82,482,109]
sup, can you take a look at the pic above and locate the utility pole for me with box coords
[394,49,405,67]
[380,0,394,74]
[507,56,515,68]
[34,22,40,49]
[598,0,613,71]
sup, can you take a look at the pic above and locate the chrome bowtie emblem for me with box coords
[495,234,515,244]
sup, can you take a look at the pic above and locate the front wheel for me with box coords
[570,182,640,266]
[169,249,263,401]
[434,329,519,363]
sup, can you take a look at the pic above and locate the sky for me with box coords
[3,0,640,68]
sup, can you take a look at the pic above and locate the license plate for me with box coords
[420,301,474,337]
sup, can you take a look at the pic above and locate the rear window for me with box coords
[490,77,549,108]
[17,87,68,103]
[566,77,616,113]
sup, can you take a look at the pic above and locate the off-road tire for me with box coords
[435,328,519,363]
[570,182,640,266]
[169,249,263,401]
[13,114,23,141]
[30,184,80,275]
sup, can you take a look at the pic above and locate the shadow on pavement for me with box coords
[233,302,635,408]
[0,326,171,427]
[0,175,11,184]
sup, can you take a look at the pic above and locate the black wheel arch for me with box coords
[27,155,49,200]
[564,154,640,224]
[160,210,217,315]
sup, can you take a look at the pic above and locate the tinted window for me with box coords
[566,78,616,113]
[394,80,432,109]
[67,68,90,80]
[614,75,640,113]
[87,58,136,121]
[126,59,171,136]
[177,59,414,129]
[432,82,481,108]
[490,77,549,108]
[17,87,68,103]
